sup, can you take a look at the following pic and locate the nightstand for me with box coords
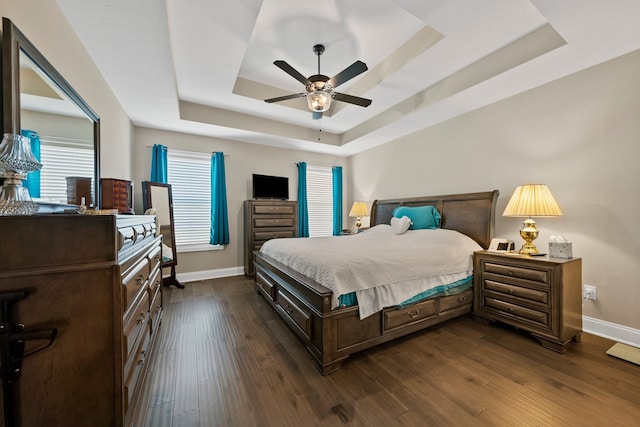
[473,250,582,353]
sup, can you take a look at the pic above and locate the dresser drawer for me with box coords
[254,229,296,241]
[254,217,295,228]
[384,299,437,331]
[149,283,163,335]
[122,257,150,312]
[484,297,550,327]
[253,204,295,215]
[483,279,549,304]
[147,244,162,273]
[255,270,276,300]
[123,291,150,360]
[124,324,151,413]
[276,288,311,339]
[483,262,549,284]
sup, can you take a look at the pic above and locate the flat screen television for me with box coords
[252,174,289,200]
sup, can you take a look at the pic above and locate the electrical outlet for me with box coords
[583,284,597,301]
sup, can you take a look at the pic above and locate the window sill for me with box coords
[177,243,224,253]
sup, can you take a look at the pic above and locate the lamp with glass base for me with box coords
[502,184,563,255]
[0,133,42,215]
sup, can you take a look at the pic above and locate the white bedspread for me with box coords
[260,225,482,319]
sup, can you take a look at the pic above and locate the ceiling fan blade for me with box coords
[332,92,372,107]
[274,60,312,86]
[327,60,368,88]
[312,111,323,120]
[264,93,306,103]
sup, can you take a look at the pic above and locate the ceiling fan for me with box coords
[265,44,372,119]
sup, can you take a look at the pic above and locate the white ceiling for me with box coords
[55,0,640,156]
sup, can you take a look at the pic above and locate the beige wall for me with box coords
[1,1,133,180]
[132,127,347,275]
[349,49,640,330]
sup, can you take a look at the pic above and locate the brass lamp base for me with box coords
[518,218,539,255]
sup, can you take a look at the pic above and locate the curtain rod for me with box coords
[145,145,230,156]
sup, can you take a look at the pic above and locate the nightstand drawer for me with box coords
[483,262,549,284]
[483,279,549,304]
[484,297,549,326]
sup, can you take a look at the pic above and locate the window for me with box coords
[306,165,333,237]
[38,135,94,203]
[166,149,214,251]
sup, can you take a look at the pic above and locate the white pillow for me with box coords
[390,215,412,235]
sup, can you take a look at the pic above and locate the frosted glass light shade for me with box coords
[307,90,331,112]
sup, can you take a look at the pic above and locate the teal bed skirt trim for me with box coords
[337,275,473,309]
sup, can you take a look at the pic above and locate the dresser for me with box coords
[473,250,582,352]
[0,214,162,426]
[244,199,298,276]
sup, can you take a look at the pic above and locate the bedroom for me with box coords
[0,0,639,425]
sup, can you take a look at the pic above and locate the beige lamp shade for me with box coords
[503,184,562,255]
[349,201,369,217]
[503,184,563,218]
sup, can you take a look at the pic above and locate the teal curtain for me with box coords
[21,130,41,198]
[297,162,309,237]
[150,144,168,183]
[332,166,343,236]
[210,152,229,245]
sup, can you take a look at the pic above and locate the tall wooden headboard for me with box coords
[370,190,499,249]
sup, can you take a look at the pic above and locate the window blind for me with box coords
[39,135,94,203]
[306,165,333,237]
[166,149,212,248]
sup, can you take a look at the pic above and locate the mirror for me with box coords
[142,181,183,289]
[1,18,100,211]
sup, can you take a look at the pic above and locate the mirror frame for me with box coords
[142,181,178,267]
[1,17,101,207]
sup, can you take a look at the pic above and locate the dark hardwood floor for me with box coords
[132,276,640,426]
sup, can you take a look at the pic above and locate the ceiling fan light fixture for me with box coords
[307,90,331,112]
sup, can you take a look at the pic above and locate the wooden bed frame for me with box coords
[253,190,499,374]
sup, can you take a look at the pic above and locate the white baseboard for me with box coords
[169,269,640,348]
[176,266,244,283]
[583,316,640,347]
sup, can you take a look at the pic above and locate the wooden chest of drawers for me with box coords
[101,178,134,214]
[244,199,297,275]
[473,250,582,352]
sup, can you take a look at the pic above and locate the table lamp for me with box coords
[502,184,563,255]
[349,201,369,232]
[0,133,42,215]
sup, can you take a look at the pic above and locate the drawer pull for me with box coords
[507,270,514,276]
[286,305,295,316]
[136,274,144,287]
[137,350,146,365]
[457,295,467,303]
[137,312,145,324]
[408,310,419,319]
[508,288,515,294]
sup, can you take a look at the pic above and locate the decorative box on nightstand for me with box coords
[473,250,582,353]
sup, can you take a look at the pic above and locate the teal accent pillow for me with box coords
[392,205,441,230]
